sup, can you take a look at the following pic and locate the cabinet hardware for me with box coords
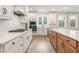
[21,44,23,46]
[21,37,23,38]
[66,40,69,42]
[12,42,15,44]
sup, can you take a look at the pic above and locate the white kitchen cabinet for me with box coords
[0,5,13,20]
[37,28,47,35]
[0,29,32,53]
[35,15,48,35]
[24,29,32,52]
[4,35,24,53]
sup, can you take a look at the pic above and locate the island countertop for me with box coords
[49,28,79,42]
[0,29,31,44]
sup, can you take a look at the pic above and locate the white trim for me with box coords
[57,15,66,28]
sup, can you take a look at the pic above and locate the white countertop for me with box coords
[49,28,79,42]
[0,30,29,44]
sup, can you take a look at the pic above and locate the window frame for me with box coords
[57,15,66,28]
[69,15,77,28]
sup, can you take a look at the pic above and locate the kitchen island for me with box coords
[48,28,79,53]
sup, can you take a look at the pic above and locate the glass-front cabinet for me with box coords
[38,16,48,28]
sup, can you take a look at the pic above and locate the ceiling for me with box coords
[28,5,79,13]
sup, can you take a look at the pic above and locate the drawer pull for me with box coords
[12,42,15,44]
[21,37,23,39]
[66,40,69,42]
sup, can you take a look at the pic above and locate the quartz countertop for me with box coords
[0,30,30,44]
[49,28,79,42]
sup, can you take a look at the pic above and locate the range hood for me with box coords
[13,8,26,16]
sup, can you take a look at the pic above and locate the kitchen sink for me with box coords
[8,29,28,32]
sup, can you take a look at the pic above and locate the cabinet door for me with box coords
[37,28,47,35]
[48,30,52,39]
[51,32,57,50]
[52,37,56,50]
[64,42,77,53]
[24,30,32,52]
[57,34,64,53]
[15,35,24,53]
[78,42,79,53]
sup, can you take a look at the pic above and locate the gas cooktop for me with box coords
[8,29,28,32]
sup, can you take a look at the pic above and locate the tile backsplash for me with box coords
[0,15,25,32]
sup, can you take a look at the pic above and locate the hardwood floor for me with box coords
[27,35,55,53]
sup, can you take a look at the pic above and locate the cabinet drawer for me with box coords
[61,35,76,48]
[4,38,18,53]
[4,35,24,53]
[64,42,77,53]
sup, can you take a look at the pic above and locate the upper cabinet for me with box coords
[0,5,13,20]
[37,15,49,28]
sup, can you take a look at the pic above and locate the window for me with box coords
[69,16,77,28]
[58,16,65,27]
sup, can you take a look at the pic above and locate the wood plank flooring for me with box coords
[27,35,55,53]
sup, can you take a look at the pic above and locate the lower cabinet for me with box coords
[57,35,64,53]
[0,29,32,53]
[48,30,52,40]
[52,32,57,50]
[57,34,77,53]
[48,30,78,53]
[78,42,79,52]
[24,30,32,52]
[4,35,24,53]
[64,42,77,53]
[48,30,57,51]
[37,28,47,35]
